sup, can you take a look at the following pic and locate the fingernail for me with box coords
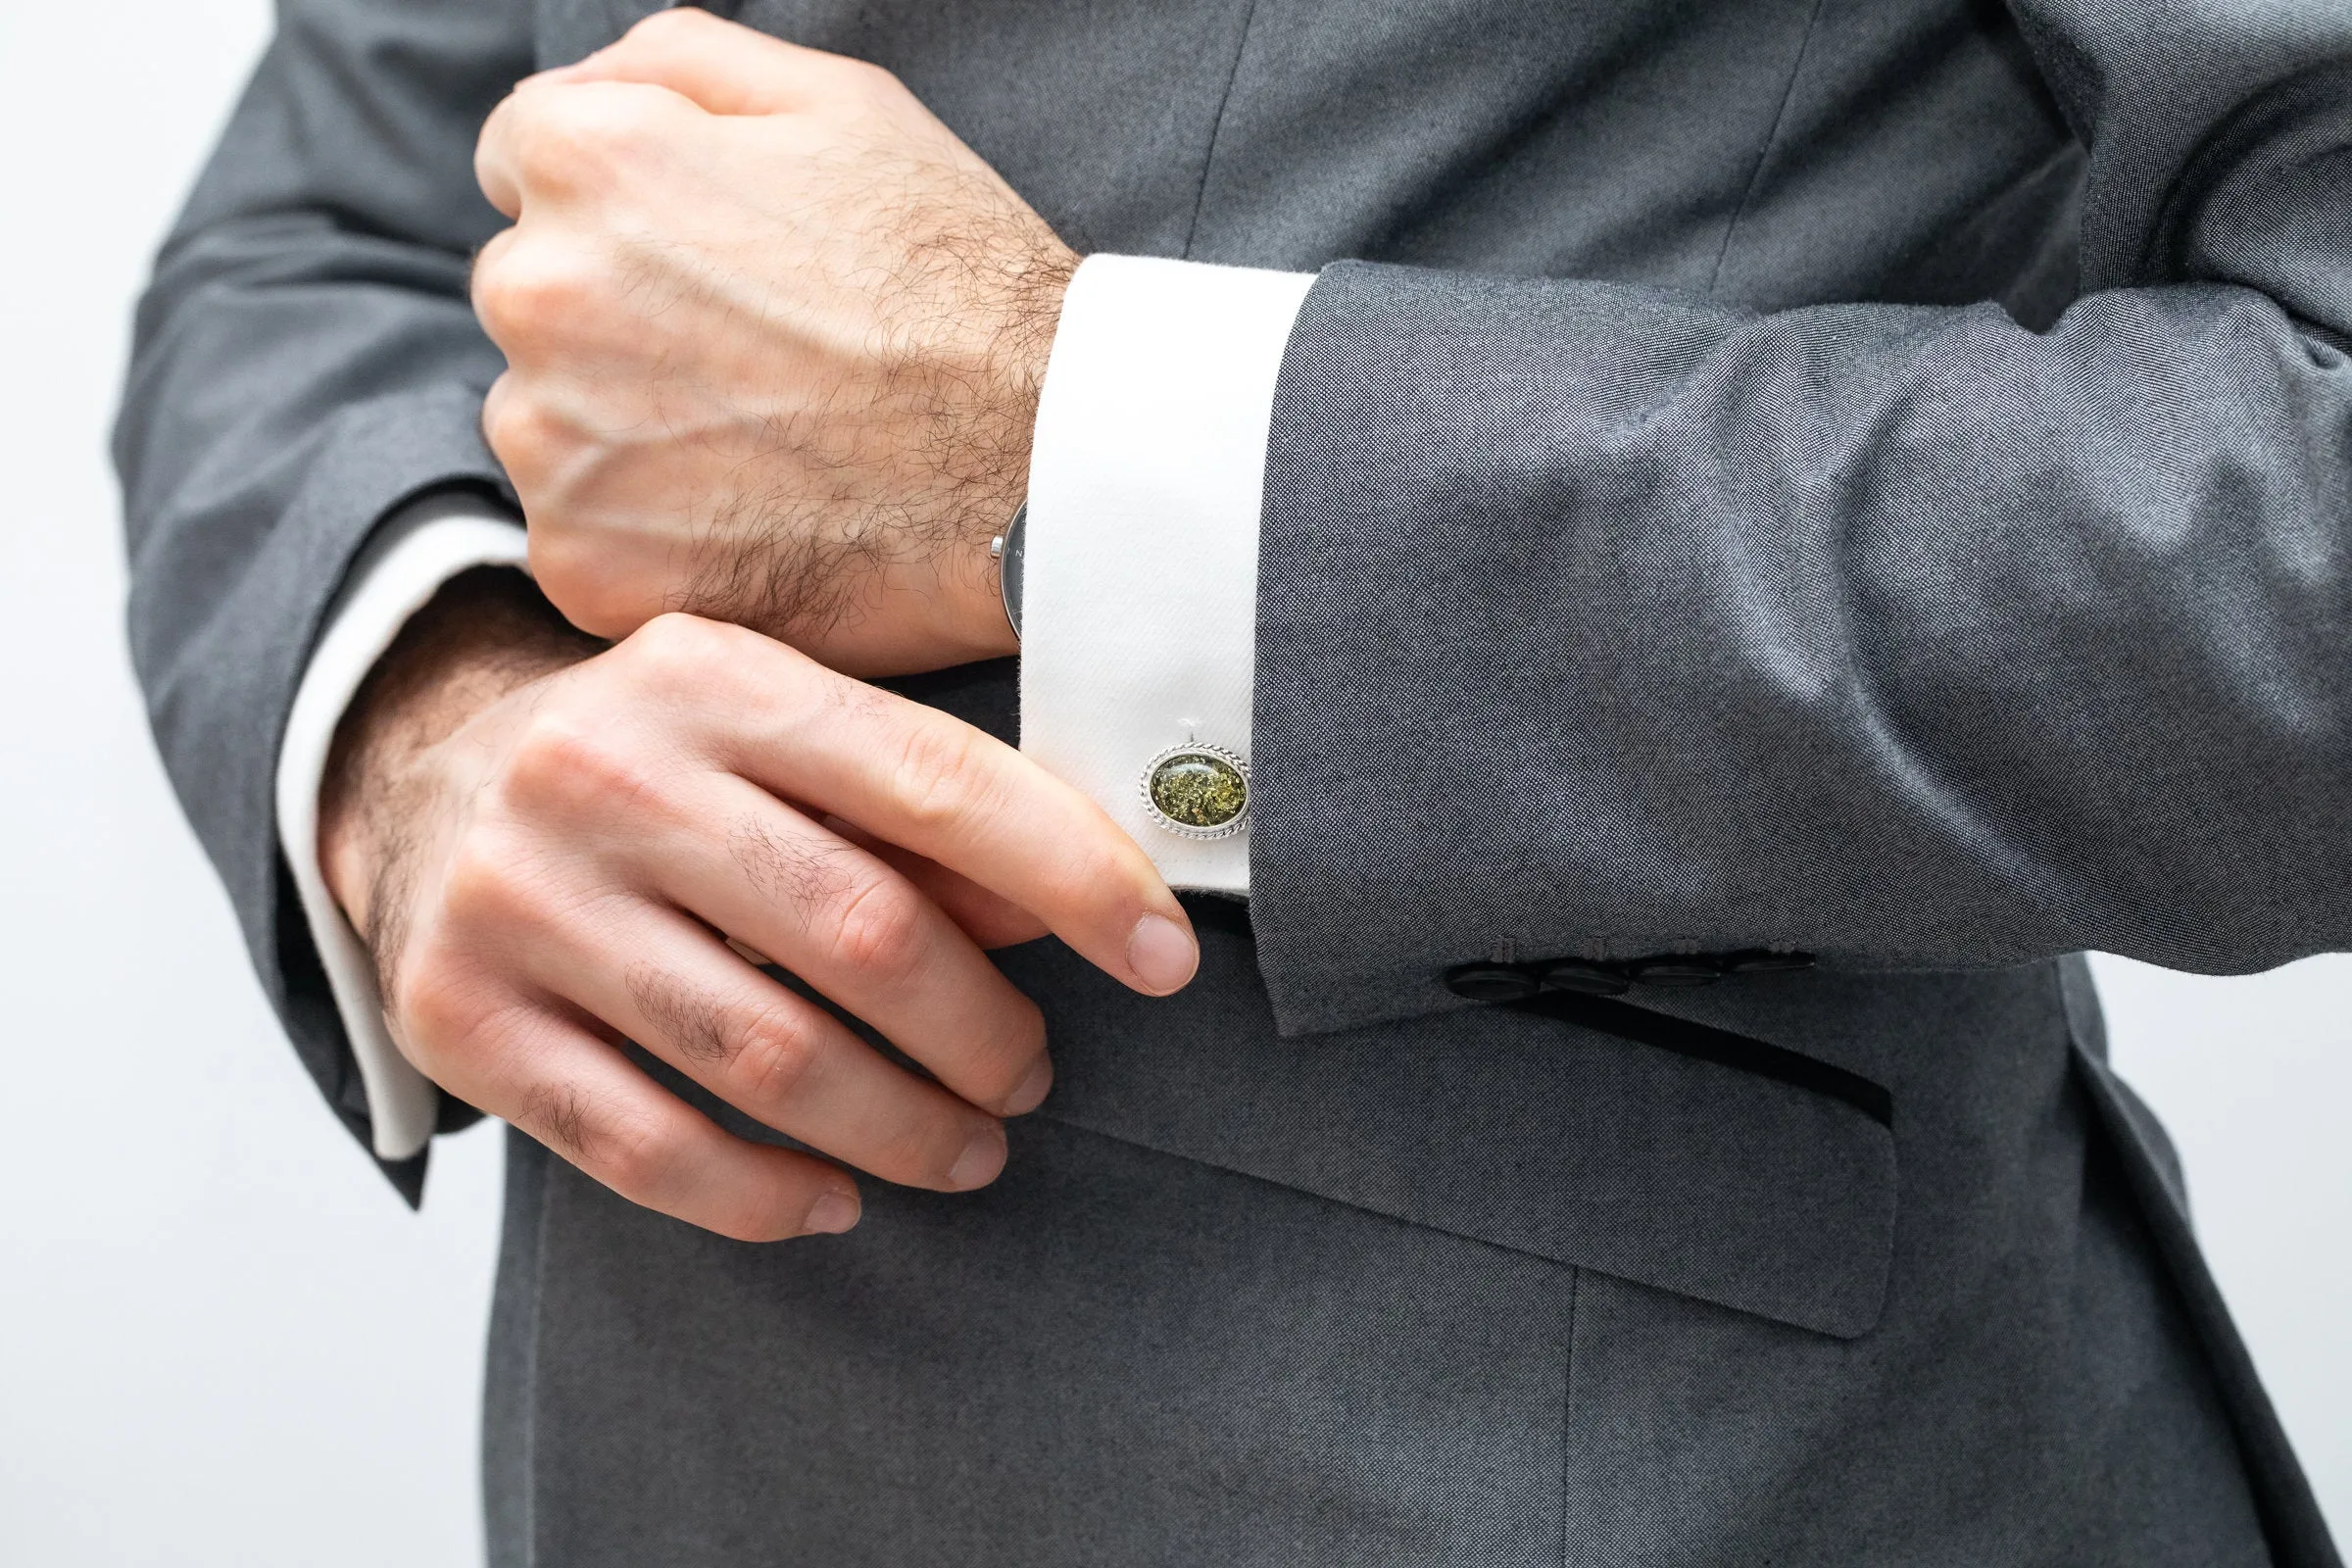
[1004,1055,1054,1116]
[949,1125,1008,1190]
[1126,913,1199,995]
[804,1190,859,1235]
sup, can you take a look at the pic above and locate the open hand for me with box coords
[321,576,1197,1241]
[470,8,1073,674]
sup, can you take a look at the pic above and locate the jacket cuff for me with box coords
[274,493,527,1160]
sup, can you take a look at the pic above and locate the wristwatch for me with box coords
[989,502,1027,641]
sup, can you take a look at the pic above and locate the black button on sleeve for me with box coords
[1444,962,1541,1002]
[1628,955,1725,988]
[1723,950,1818,975]
[1538,958,1632,997]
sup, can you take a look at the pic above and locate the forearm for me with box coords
[1242,22,2352,1032]
[1251,264,2352,1033]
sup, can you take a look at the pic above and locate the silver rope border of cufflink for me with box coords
[1138,742,1251,841]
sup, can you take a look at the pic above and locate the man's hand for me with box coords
[321,571,1198,1241]
[470,9,1074,675]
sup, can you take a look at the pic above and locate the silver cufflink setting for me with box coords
[1141,743,1250,840]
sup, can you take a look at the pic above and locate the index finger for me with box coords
[473,84,533,219]
[473,74,695,220]
[730,654,1200,997]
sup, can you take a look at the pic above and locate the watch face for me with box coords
[1001,501,1027,639]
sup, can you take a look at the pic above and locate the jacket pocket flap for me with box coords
[1005,939,1896,1340]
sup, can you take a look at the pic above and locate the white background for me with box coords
[0,3,2343,1561]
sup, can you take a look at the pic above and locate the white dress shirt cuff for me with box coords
[274,492,529,1161]
[1018,254,1314,895]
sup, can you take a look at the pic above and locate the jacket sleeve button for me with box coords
[1723,950,1817,975]
[1538,957,1631,996]
[1628,955,1725,987]
[1444,962,1541,1002]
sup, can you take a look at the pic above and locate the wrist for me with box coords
[957,242,1073,661]
[318,567,598,936]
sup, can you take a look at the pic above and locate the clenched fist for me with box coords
[470,8,1073,673]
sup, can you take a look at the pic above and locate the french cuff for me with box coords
[274,491,529,1161]
[1017,254,1314,895]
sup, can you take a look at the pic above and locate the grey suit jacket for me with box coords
[117,0,2348,1560]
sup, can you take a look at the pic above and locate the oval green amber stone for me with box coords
[1148,751,1249,828]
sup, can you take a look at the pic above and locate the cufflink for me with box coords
[1140,743,1250,839]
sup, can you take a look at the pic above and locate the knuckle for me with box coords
[626,5,714,46]
[890,720,996,834]
[728,812,856,914]
[725,1004,824,1108]
[478,382,566,476]
[503,711,662,818]
[620,612,733,692]
[472,247,601,347]
[519,523,585,600]
[386,948,467,1045]
[436,833,536,933]
[830,874,928,981]
[527,533,639,638]
[842,57,903,99]
[516,91,632,180]
[516,1079,592,1160]
[586,1108,677,1198]
[629,609,721,661]
[394,968,520,1078]
[468,228,519,304]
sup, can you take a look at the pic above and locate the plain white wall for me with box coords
[1,5,501,1564]
[0,3,2341,1561]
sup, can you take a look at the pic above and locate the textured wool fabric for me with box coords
[477,951,2265,1566]
[116,0,2346,1560]
[1252,255,2352,1033]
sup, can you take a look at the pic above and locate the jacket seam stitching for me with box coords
[1560,1266,1581,1568]
[1181,0,1263,259]
[522,1143,553,1568]
[1705,0,1829,296]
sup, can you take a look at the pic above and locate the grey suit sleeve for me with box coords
[114,0,534,1189]
[1248,1,2352,1035]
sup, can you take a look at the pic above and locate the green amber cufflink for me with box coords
[1141,744,1250,840]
